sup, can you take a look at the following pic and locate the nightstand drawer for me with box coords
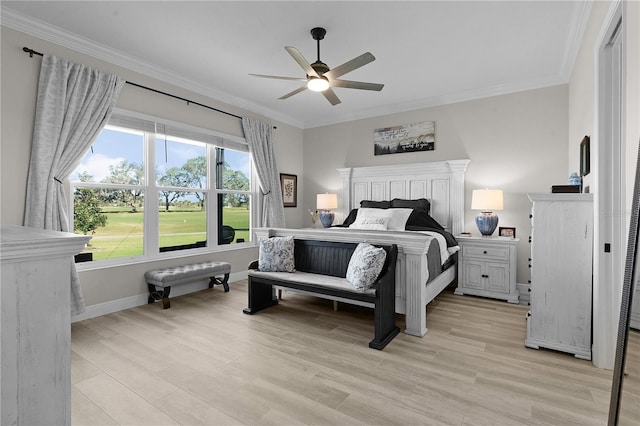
[462,245,510,261]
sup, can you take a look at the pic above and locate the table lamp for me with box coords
[317,193,338,228]
[471,189,504,236]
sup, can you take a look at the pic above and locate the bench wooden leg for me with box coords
[243,277,278,314]
[209,273,230,292]
[369,278,399,350]
[147,283,171,309]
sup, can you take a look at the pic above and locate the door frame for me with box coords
[593,1,626,369]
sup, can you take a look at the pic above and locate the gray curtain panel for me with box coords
[241,117,286,228]
[24,55,125,316]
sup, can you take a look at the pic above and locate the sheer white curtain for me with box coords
[24,55,124,315]
[241,117,286,227]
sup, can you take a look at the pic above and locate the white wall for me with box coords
[303,85,570,285]
[0,27,304,310]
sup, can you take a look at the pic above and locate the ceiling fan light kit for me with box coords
[250,27,383,105]
[307,77,329,92]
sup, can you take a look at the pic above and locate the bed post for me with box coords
[446,159,470,236]
[337,167,353,219]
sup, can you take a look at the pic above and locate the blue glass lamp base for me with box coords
[475,212,499,236]
[319,211,335,228]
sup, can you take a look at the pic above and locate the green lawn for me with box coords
[80,207,249,261]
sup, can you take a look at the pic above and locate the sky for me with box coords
[71,126,251,184]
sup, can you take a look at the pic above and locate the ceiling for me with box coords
[1,1,589,129]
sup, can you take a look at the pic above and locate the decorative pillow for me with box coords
[354,208,413,231]
[346,243,387,290]
[405,209,445,231]
[349,216,389,230]
[360,200,391,209]
[390,198,430,213]
[341,209,360,227]
[258,236,295,272]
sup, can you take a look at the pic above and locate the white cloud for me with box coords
[72,153,125,182]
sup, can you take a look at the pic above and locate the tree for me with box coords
[73,172,107,236]
[223,166,250,208]
[157,166,188,211]
[182,156,206,209]
[102,160,144,212]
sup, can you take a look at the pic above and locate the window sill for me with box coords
[75,241,257,272]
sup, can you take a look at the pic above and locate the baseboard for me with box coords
[72,271,247,323]
[516,282,530,306]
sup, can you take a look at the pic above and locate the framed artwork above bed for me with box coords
[374,121,435,155]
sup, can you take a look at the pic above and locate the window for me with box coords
[70,110,253,263]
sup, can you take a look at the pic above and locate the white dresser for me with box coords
[455,236,519,303]
[1,225,90,426]
[526,193,593,360]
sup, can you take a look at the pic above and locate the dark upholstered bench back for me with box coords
[293,239,395,281]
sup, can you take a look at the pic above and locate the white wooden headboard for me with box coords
[337,159,470,236]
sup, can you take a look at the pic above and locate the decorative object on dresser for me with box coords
[526,193,594,359]
[455,236,519,303]
[471,189,504,236]
[551,184,580,193]
[569,172,582,189]
[317,193,338,227]
[498,227,516,238]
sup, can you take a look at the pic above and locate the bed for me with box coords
[254,159,470,337]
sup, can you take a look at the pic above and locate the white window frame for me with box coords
[70,109,258,270]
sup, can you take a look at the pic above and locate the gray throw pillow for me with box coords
[346,243,387,290]
[258,236,295,272]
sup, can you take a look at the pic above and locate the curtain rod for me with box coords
[22,46,276,128]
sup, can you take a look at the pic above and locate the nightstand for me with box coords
[455,236,519,303]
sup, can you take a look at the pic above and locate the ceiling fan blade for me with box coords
[278,85,308,100]
[249,73,307,82]
[331,79,384,91]
[324,52,376,80]
[285,46,318,78]
[322,88,342,106]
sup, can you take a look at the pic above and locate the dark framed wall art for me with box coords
[280,173,297,207]
[580,135,590,177]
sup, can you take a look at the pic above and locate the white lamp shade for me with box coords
[317,193,338,210]
[471,189,504,211]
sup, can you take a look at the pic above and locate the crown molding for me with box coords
[0,7,304,129]
[303,75,567,129]
[560,1,593,81]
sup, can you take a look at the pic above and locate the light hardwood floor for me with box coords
[72,280,618,425]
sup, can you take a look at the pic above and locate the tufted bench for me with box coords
[145,261,231,309]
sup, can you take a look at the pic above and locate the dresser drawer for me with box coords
[462,245,510,261]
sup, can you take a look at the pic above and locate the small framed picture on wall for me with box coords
[280,173,297,207]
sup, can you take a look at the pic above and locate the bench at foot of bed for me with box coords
[145,261,231,309]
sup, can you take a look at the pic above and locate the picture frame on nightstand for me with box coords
[499,226,516,238]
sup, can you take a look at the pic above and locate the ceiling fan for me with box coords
[250,27,384,106]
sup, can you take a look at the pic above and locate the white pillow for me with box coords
[355,208,413,231]
[346,243,387,291]
[349,216,389,230]
[258,236,295,272]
